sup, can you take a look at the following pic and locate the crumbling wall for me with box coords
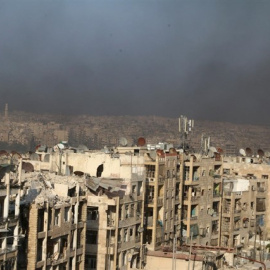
[27,204,38,270]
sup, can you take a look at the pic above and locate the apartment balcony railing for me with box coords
[157,197,163,206]
[191,196,200,202]
[158,177,165,184]
[146,171,155,178]
[146,197,154,204]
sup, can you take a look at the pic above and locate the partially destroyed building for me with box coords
[14,142,270,269]
[20,172,87,270]
[0,155,22,270]
[27,145,146,270]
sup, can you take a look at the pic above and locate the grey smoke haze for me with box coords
[0,0,270,124]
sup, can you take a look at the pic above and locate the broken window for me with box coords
[87,207,98,221]
[38,209,44,232]
[86,230,98,245]
[125,205,129,218]
[132,185,136,194]
[54,209,60,226]
[256,199,266,212]
[96,164,103,177]
[124,229,128,242]
[85,255,97,269]
[64,207,69,222]
[78,202,84,222]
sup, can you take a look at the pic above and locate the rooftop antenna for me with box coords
[201,133,210,156]
[179,115,194,152]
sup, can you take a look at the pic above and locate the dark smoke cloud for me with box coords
[0,1,270,124]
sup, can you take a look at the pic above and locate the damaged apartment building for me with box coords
[28,142,183,269]
[0,152,23,270]
[26,144,146,270]
[20,172,87,270]
[2,140,269,270]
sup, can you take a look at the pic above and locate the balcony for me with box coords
[213,192,221,198]
[222,226,230,233]
[234,209,241,216]
[224,191,232,197]
[145,197,154,205]
[146,171,155,178]
[158,177,165,185]
[157,197,163,207]
[257,187,265,193]
[190,196,200,203]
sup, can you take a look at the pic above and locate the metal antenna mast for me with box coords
[179,115,194,151]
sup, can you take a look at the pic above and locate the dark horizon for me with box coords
[1,1,270,125]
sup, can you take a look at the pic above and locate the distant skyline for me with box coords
[1,1,270,125]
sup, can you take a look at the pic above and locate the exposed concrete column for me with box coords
[80,202,87,270]
[187,187,192,238]
[72,184,80,270]
[42,206,49,269]
[189,156,194,182]
[27,205,38,270]
[113,197,120,270]
[3,172,10,220]
[153,159,159,249]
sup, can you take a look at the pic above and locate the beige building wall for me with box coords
[146,255,203,270]
[223,158,270,238]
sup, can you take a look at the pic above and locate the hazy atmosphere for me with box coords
[1,1,270,124]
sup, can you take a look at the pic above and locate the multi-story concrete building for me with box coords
[21,172,87,270]
[144,147,181,251]
[0,157,22,270]
[27,145,146,270]
[17,142,270,269]
[220,177,267,252]
[181,153,223,247]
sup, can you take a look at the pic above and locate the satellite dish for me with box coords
[209,147,218,153]
[239,149,246,156]
[78,144,88,151]
[217,148,223,154]
[119,137,128,147]
[246,147,252,157]
[258,149,264,157]
[30,153,40,161]
[208,150,214,158]
[57,143,65,150]
[137,137,146,146]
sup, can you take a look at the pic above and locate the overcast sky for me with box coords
[0,0,270,124]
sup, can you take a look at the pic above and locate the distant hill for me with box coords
[2,111,270,155]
